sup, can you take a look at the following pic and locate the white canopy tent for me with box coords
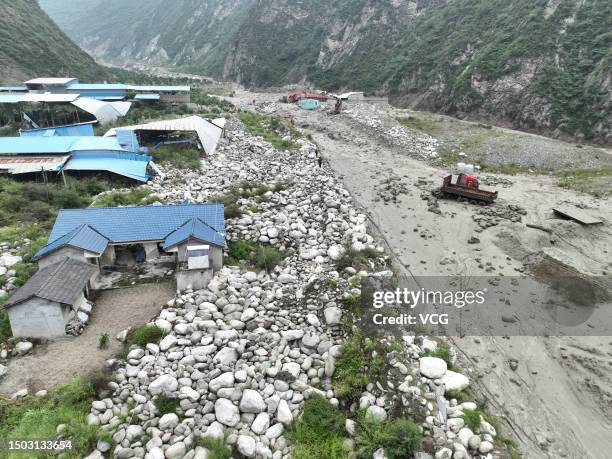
[104,115,224,156]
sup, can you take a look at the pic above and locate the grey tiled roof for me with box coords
[5,258,97,308]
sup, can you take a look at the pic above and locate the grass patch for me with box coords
[333,330,389,399]
[239,111,301,151]
[98,333,109,350]
[0,379,110,459]
[193,437,232,459]
[125,326,165,348]
[226,240,258,265]
[286,395,346,459]
[397,114,441,136]
[256,246,284,272]
[462,409,482,431]
[426,344,454,370]
[355,414,421,459]
[154,396,180,416]
[555,165,612,196]
[150,145,202,170]
[336,245,381,271]
[92,189,161,208]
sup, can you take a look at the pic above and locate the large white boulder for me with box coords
[442,370,470,392]
[237,435,256,457]
[215,398,240,426]
[419,356,447,379]
[240,389,266,413]
[148,374,178,396]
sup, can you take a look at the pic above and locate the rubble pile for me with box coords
[375,176,411,204]
[473,204,527,231]
[344,104,439,160]
[0,244,23,300]
[81,117,501,459]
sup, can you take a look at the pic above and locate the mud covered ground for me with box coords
[229,90,612,459]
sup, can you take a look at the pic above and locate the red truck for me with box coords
[439,174,498,204]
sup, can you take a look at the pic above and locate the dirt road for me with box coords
[231,91,612,459]
[0,283,174,396]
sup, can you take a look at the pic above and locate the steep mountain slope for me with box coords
[0,0,107,83]
[41,0,611,143]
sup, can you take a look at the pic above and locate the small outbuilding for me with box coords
[4,258,98,338]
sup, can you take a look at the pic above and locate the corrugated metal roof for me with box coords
[127,85,190,92]
[63,154,151,182]
[5,257,97,308]
[67,83,128,91]
[0,156,69,174]
[163,217,226,249]
[104,115,223,155]
[21,122,96,138]
[134,94,161,100]
[72,98,132,124]
[0,86,27,92]
[34,224,110,260]
[0,136,126,155]
[46,204,225,247]
[25,78,78,85]
[0,94,79,103]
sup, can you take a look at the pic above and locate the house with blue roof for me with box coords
[6,204,225,338]
[35,204,226,273]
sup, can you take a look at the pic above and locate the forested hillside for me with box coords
[0,0,107,83]
[41,0,612,143]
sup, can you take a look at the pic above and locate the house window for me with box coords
[186,245,210,269]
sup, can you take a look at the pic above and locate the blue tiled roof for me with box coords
[163,217,226,250]
[46,204,224,249]
[34,224,109,260]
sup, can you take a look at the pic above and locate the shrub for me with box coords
[356,416,421,459]
[334,330,392,399]
[150,145,202,170]
[256,246,283,272]
[93,189,160,208]
[462,409,481,432]
[286,395,346,459]
[336,245,380,271]
[226,240,258,265]
[0,379,107,458]
[98,333,109,349]
[154,396,180,416]
[126,326,165,348]
[427,344,454,370]
[194,437,232,459]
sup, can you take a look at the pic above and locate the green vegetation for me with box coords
[238,111,302,151]
[256,247,284,272]
[555,166,612,197]
[226,240,286,271]
[462,409,482,431]
[0,0,107,83]
[333,330,389,399]
[355,414,421,459]
[92,189,161,208]
[397,115,442,136]
[150,146,202,170]
[98,333,109,350]
[154,396,180,416]
[427,344,454,370]
[194,437,232,459]
[125,326,165,348]
[286,395,347,459]
[0,379,111,459]
[336,245,381,271]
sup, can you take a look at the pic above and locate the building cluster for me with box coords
[0,77,224,182]
[5,204,226,338]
